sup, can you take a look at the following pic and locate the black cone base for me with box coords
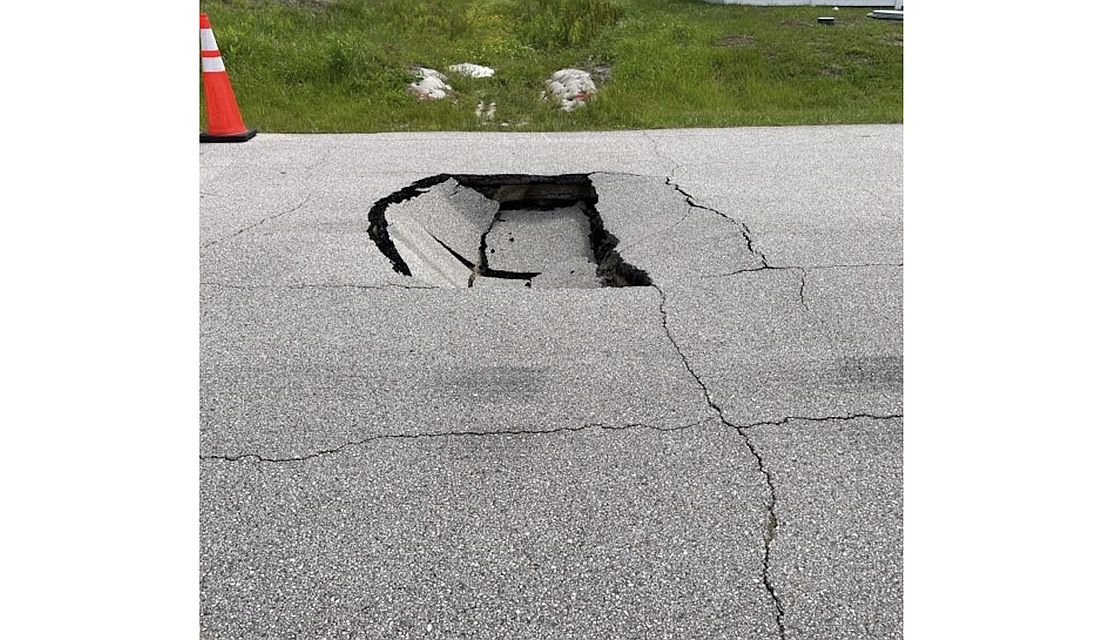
[200,128,257,143]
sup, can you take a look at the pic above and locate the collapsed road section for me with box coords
[367,174,652,289]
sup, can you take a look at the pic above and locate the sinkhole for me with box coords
[368,174,651,289]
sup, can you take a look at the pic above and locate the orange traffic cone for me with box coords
[200,14,256,142]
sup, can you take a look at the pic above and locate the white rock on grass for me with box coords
[475,101,497,122]
[447,63,495,78]
[408,67,452,100]
[544,68,597,112]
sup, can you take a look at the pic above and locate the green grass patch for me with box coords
[199,0,902,132]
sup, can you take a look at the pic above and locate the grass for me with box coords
[199,0,902,133]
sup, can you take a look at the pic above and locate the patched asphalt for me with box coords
[200,125,903,639]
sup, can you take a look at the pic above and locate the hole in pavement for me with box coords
[368,174,651,289]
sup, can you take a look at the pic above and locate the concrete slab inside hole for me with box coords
[368,174,653,289]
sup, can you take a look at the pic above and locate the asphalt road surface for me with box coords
[200,125,903,639]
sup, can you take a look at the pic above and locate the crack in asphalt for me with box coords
[697,263,907,314]
[702,264,902,278]
[698,265,772,278]
[736,413,904,430]
[650,288,903,639]
[805,263,904,269]
[698,266,810,313]
[199,412,903,465]
[654,284,787,640]
[738,221,769,268]
[663,178,771,269]
[199,282,441,291]
[796,269,809,313]
[642,131,681,178]
[665,178,730,220]
[199,419,713,464]
[201,193,313,249]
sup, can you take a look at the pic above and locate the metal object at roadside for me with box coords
[868,10,904,21]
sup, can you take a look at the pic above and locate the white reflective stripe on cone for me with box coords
[200,28,218,52]
[202,56,226,73]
